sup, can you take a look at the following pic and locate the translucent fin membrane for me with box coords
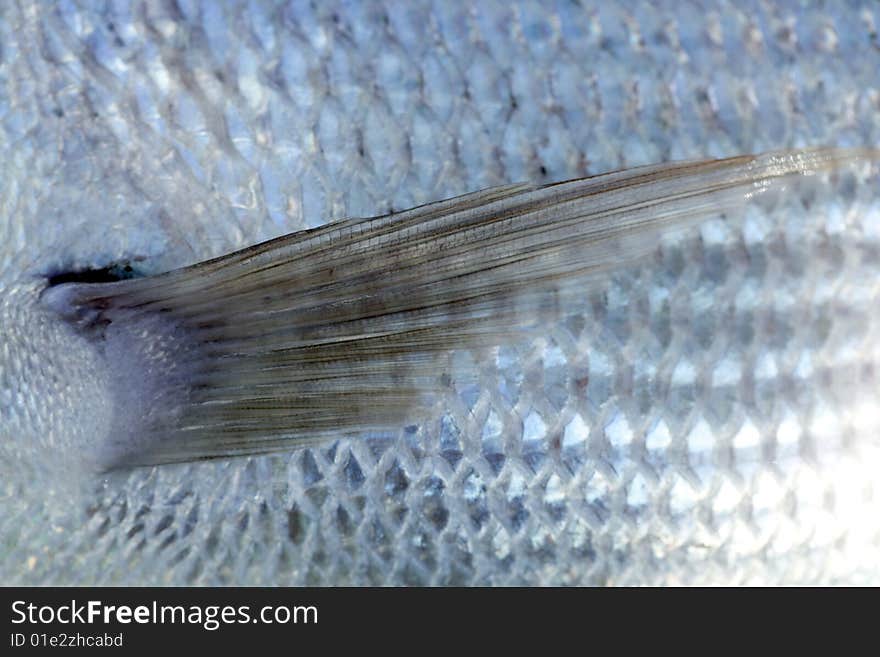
[42,148,879,469]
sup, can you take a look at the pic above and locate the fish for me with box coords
[1,0,880,585]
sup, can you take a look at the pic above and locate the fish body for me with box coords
[1,1,880,585]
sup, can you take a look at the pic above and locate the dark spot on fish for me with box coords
[126,522,144,540]
[343,454,365,490]
[154,514,174,535]
[46,262,139,287]
[336,505,354,537]
[484,452,505,475]
[539,165,548,177]
[237,510,249,533]
[287,506,305,544]
[53,107,64,118]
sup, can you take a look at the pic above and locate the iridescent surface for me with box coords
[1,1,879,584]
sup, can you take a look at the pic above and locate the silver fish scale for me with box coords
[1,1,879,585]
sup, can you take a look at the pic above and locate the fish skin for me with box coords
[1,0,880,585]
